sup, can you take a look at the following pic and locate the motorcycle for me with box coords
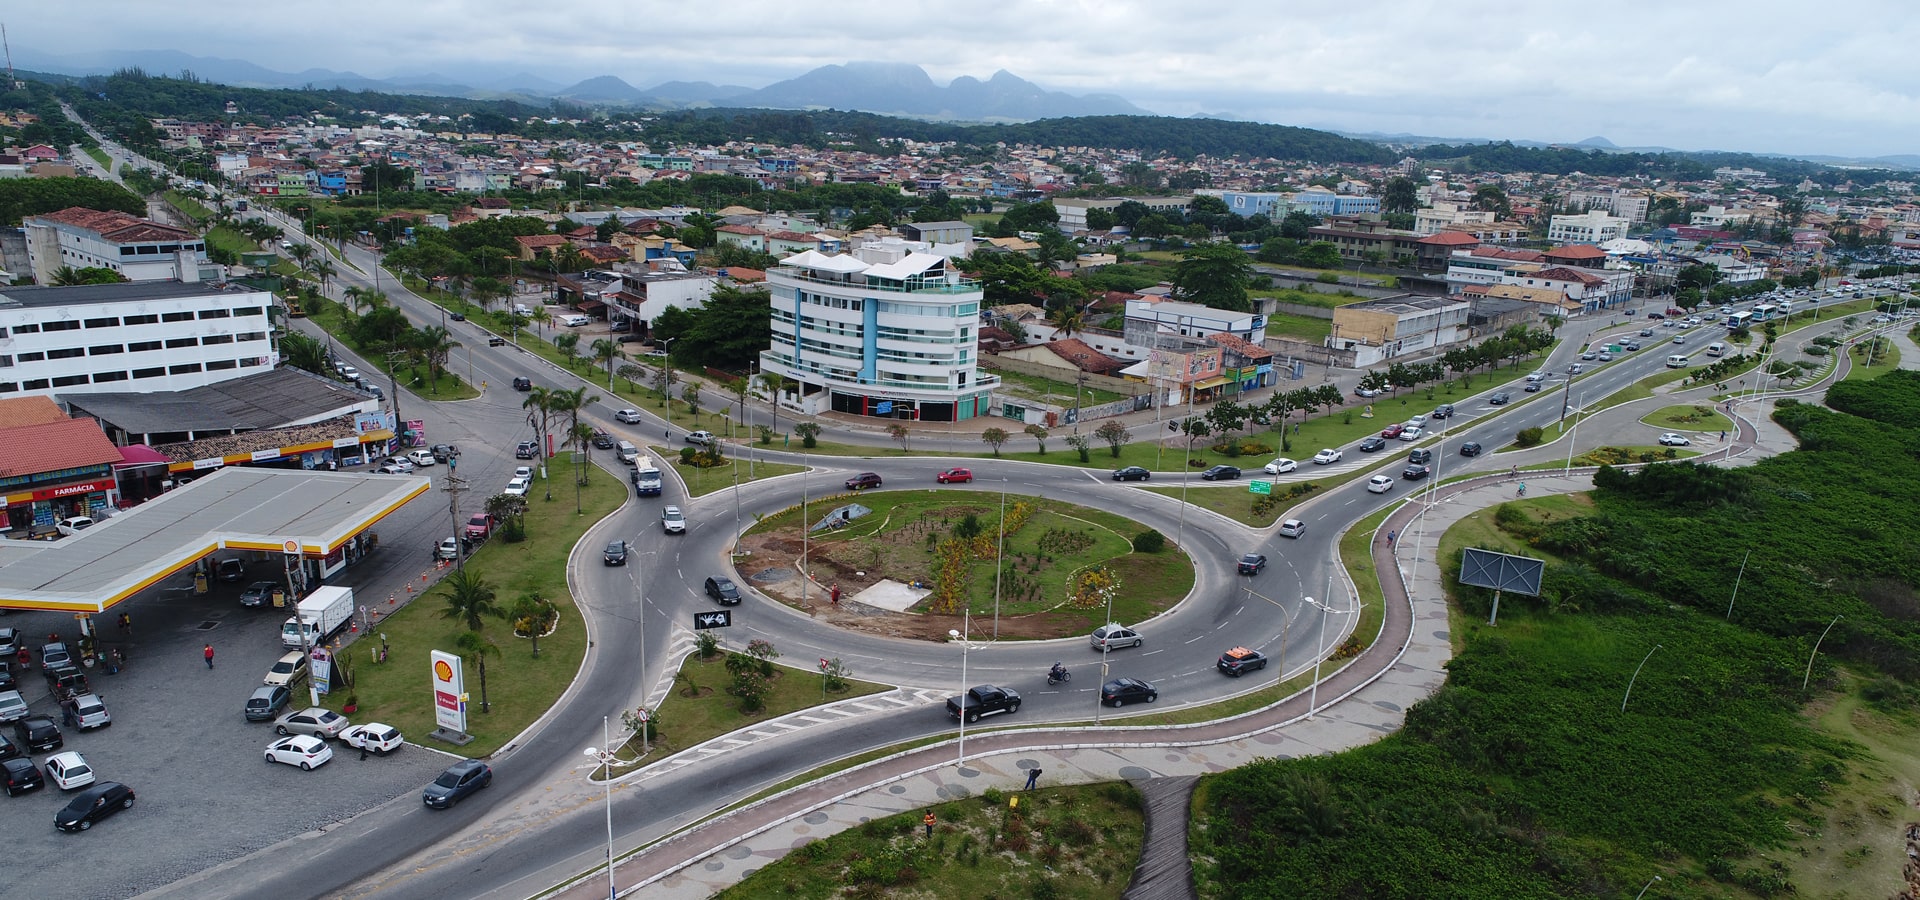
[1046,664,1070,686]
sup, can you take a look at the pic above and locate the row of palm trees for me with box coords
[520,385,600,511]
[439,567,558,716]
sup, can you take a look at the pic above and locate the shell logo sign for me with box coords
[430,650,467,734]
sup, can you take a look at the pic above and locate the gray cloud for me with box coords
[13,0,1919,157]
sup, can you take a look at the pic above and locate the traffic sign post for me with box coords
[693,611,732,630]
[1249,480,1272,495]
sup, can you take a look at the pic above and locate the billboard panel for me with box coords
[430,649,468,733]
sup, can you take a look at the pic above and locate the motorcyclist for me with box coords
[1048,661,1068,683]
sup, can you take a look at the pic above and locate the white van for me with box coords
[513,304,535,317]
[1706,342,1726,357]
[1666,354,1690,368]
[615,440,639,464]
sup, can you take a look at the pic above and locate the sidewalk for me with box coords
[547,475,1593,899]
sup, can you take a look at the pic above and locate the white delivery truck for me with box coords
[281,586,356,649]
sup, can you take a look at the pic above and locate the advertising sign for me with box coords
[310,647,333,694]
[430,650,467,733]
[693,611,733,630]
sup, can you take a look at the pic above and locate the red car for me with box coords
[935,468,972,484]
[463,513,497,540]
[1380,423,1405,439]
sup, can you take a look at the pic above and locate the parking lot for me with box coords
[3,561,448,898]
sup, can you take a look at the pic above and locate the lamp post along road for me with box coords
[582,715,617,900]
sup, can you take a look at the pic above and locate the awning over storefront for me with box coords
[113,444,172,468]
[576,299,606,312]
[1191,376,1231,390]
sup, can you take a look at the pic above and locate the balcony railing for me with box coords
[771,266,981,296]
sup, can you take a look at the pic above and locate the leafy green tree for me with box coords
[1297,242,1342,269]
[508,592,556,658]
[1171,242,1254,311]
[49,266,129,285]
[278,332,330,375]
[554,332,581,369]
[1024,423,1049,455]
[1094,420,1131,458]
[794,421,821,448]
[1279,211,1319,240]
[1470,184,1512,219]
[981,426,1009,456]
[1257,238,1300,265]
[1381,176,1419,214]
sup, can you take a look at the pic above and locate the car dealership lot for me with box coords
[2,583,446,898]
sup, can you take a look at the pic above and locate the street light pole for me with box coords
[949,628,969,770]
[1634,875,1663,899]
[993,479,1007,639]
[581,715,617,900]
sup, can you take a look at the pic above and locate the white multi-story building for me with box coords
[0,281,277,399]
[1546,210,1631,245]
[759,238,994,422]
[23,207,215,284]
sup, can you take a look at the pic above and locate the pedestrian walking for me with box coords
[1720,430,1727,442]
[1386,530,1396,547]
[62,698,79,727]
[1024,768,1042,790]
[830,584,841,606]
[118,612,131,634]
[923,812,936,838]
[204,643,215,669]
[360,742,370,761]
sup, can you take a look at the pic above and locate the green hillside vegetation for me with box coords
[0,176,146,226]
[1192,369,1920,898]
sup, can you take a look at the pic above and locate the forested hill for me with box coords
[1405,140,1871,185]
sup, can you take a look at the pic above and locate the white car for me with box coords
[436,537,460,561]
[661,505,687,534]
[1367,475,1395,494]
[263,650,308,688]
[614,408,644,424]
[1658,432,1692,446]
[1263,458,1297,475]
[341,723,405,755]
[1312,448,1343,465]
[504,476,531,496]
[265,735,334,770]
[72,693,111,730]
[375,462,411,475]
[56,516,95,536]
[1278,519,1307,538]
[405,449,436,467]
[45,751,97,790]
[513,466,533,480]
[1398,426,1423,442]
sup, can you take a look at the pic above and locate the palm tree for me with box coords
[414,325,459,390]
[508,592,555,658]
[528,307,552,339]
[591,338,621,390]
[522,387,555,495]
[453,631,500,713]
[549,386,596,456]
[554,332,582,370]
[287,242,315,270]
[278,332,329,375]
[566,422,596,510]
[554,242,590,275]
[311,259,337,297]
[440,567,501,633]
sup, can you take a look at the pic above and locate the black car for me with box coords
[1358,436,1387,452]
[0,731,20,762]
[512,376,532,391]
[3,756,43,795]
[238,580,277,608]
[55,781,135,832]
[15,716,62,753]
[430,443,459,462]
[1402,463,1432,481]
[1217,646,1269,677]
[423,759,492,809]
[616,333,647,344]
[1459,441,1484,457]
[1200,465,1240,481]
[1430,404,1455,420]
[1524,381,1542,393]
[216,558,246,582]
[1488,392,1512,405]
[1111,466,1152,482]
[591,430,616,450]
[515,440,539,460]
[0,666,13,690]
[603,540,627,566]
[1237,553,1267,575]
[246,685,293,722]
[704,576,742,605]
[1100,677,1159,708]
[488,336,508,347]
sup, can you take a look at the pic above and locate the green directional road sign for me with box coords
[1249,480,1272,495]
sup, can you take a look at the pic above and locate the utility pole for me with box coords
[443,465,470,570]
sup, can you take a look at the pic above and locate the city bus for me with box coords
[1726,310,1754,330]
[1751,303,1778,322]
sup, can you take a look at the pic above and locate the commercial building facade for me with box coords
[760,239,993,422]
[23,207,214,284]
[0,282,278,399]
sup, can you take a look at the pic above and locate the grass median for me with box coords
[323,463,623,757]
[610,655,888,766]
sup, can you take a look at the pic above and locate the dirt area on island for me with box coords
[732,529,1095,643]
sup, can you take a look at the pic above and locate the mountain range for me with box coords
[10,48,1149,123]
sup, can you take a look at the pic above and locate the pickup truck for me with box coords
[463,513,498,541]
[945,684,1021,723]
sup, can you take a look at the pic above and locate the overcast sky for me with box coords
[14,1,1920,159]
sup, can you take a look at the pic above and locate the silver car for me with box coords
[275,707,350,740]
[0,689,28,724]
[661,506,686,534]
[72,694,111,730]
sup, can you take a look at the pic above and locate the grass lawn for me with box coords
[746,491,1194,629]
[84,146,112,168]
[651,447,807,499]
[1142,464,1366,528]
[1257,264,1399,286]
[301,305,479,400]
[718,781,1145,899]
[164,190,214,226]
[204,224,260,258]
[985,366,1133,406]
[1639,403,1732,432]
[1845,340,1901,380]
[611,655,887,765]
[319,461,623,756]
[1263,310,1334,342]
